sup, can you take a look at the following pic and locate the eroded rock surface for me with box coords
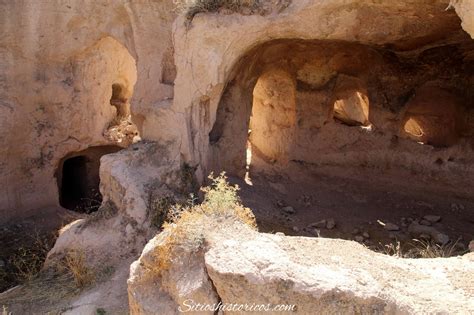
[0,0,176,221]
[129,222,474,314]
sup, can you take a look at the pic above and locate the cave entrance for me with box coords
[61,155,88,211]
[57,145,122,212]
[208,12,474,256]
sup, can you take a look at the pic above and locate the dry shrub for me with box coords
[8,232,53,283]
[149,194,178,229]
[381,238,465,258]
[53,249,95,289]
[155,172,256,272]
[174,0,290,21]
[0,250,95,311]
[56,249,94,289]
[0,267,78,311]
[408,239,463,258]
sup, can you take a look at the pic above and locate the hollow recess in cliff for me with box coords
[209,34,474,177]
[401,84,463,147]
[74,36,140,147]
[206,6,474,254]
[110,83,129,119]
[57,145,122,212]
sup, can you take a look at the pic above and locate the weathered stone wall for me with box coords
[0,0,176,221]
[2,0,474,221]
[171,0,474,189]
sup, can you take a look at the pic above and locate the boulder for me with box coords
[129,222,474,314]
[204,224,474,314]
[383,222,400,231]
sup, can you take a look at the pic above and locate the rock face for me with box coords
[453,0,474,37]
[401,84,462,147]
[2,0,474,313]
[39,142,184,314]
[2,0,474,222]
[332,75,370,126]
[171,0,474,190]
[47,142,183,261]
[128,231,219,315]
[250,69,296,164]
[0,0,177,221]
[129,222,474,314]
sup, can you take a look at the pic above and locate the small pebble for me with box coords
[419,219,431,226]
[434,233,449,245]
[308,220,326,229]
[326,218,336,230]
[355,235,364,242]
[362,232,370,239]
[276,200,286,207]
[383,222,400,231]
[423,215,441,223]
[281,206,295,214]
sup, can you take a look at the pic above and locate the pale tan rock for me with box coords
[128,230,219,315]
[453,0,474,38]
[250,69,296,164]
[41,142,183,314]
[332,75,370,126]
[204,224,474,314]
[0,0,176,221]
[129,222,474,314]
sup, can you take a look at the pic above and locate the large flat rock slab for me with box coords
[205,229,474,314]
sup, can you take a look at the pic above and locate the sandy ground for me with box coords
[234,161,474,255]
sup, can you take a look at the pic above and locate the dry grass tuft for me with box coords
[0,267,79,311]
[0,249,95,312]
[59,249,95,289]
[8,232,53,283]
[174,0,291,22]
[381,238,465,258]
[149,194,178,229]
[154,172,256,272]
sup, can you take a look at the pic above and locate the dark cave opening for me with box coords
[57,145,122,212]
